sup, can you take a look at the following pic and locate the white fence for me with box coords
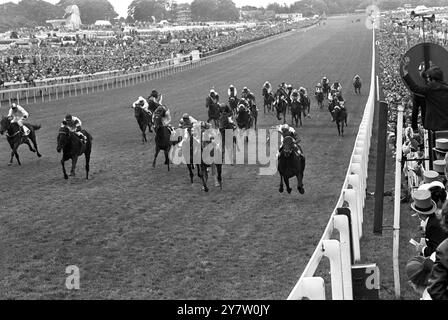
[287,28,376,300]
[0,23,319,109]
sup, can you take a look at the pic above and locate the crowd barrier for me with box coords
[287,27,376,300]
[0,21,319,108]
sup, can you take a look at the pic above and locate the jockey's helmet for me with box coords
[138,96,145,102]
[287,84,292,89]
[243,87,248,91]
[317,83,322,87]
[299,87,306,93]
[182,113,190,120]
[281,124,290,134]
[229,85,235,89]
[323,76,327,80]
[65,114,73,121]
[150,90,159,99]
[11,103,17,109]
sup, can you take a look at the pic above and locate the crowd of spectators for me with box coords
[0,20,317,88]
[379,13,448,300]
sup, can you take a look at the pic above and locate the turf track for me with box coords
[0,15,372,299]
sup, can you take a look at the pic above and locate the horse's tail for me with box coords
[82,130,93,141]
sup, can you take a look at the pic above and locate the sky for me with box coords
[0,0,303,18]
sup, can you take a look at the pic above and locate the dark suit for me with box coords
[427,239,448,300]
[403,74,448,131]
[423,214,448,258]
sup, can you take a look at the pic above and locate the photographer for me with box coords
[401,58,448,131]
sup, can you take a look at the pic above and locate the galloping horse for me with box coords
[134,106,153,143]
[315,90,324,109]
[207,101,221,128]
[322,82,331,99]
[235,104,254,130]
[273,95,288,124]
[333,104,348,136]
[56,126,92,179]
[262,90,275,114]
[290,99,302,127]
[228,96,239,117]
[182,123,222,192]
[353,77,362,95]
[152,112,177,171]
[278,136,306,195]
[0,116,42,166]
[300,93,311,117]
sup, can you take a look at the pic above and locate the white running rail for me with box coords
[287,27,376,300]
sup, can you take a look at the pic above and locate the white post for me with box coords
[393,104,404,299]
[343,189,361,261]
[322,240,344,300]
[333,215,353,300]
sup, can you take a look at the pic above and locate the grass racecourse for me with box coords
[0,15,375,299]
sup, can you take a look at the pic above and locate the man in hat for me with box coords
[433,159,447,185]
[7,102,30,137]
[434,138,448,160]
[402,60,448,131]
[406,255,434,299]
[418,181,447,219]
[411,190,448,258]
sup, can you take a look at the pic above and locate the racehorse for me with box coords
[333,104,348,136]
[278,136,305,195]
[207,101,221,128]
[315,90,324,109]
[228,96,239,118]
[235,104,254,130]
[322,82,331,98]
[56,126,92,179]
[290,100,302,127]
[182,123,222,192]
[152,112,177,171]
[262,90,275,114]
[353,77,362,95]
[249,104,258,130]
[300,93,311,117]
[0,116,42,166]
[134,106,152,143]
[273,96,288,124]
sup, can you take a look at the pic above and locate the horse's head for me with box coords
[57,126,71,153]
[281,136,296,157]
[0,116,12,135]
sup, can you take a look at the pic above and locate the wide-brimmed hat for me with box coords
[406,255,434,286]
[423,170,439,183]
[434,138,448,154]
[433,159,446,175]
[410,190,437,216]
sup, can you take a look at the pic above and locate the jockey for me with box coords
[263,81,272,95]
[278,124,301,154]
[7,102,30,136]
[178,113,198,129]
[228,85,238,99]
[322,76,329,86]
[61,114,87,143]
[315,83,323,94]
[152,104,174,134]
[331,81,342,94]
[353,75,361,82]
[148,89,162,112]
[290,89,299,101]
[206,89,219,109]
[276,84,288,99]
[241,87,250,100]
[132,96,151,114]
[299,87,308,96]
[286,84,293,96]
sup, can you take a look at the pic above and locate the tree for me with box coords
[128,0,167,22]
[190,0,218,21]
[57,0,118,25]
[216,0,239,21]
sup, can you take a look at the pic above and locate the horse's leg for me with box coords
[29,132,42,157]
[164,149,170,171]
[297,156,306,194]
[152,146,160,168]
[198,165,209,192]
[70,156,78,176]
[279,174,284,193]
[61,158,69,180]
[13,143,21,166]
[216,164,222,189]
[285,177,292,194]
[187,164,194,185]
[337,121,341,136]
[23,137,36,153]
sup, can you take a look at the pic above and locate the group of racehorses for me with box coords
[0,77,361,195]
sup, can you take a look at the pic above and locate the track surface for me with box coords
[0,16,372,299]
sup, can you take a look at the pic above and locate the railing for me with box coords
[287,27,376,300]
[0,21,320,108]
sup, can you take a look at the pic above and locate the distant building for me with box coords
[240,9,263,20]
[275,13,303,21]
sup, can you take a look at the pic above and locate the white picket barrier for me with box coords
[287,28,376,300]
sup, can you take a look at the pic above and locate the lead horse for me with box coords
[353,77,362,95]
[278,136,305,195]
[57,126,92,179]
[134,106,153,143]
[0,116,42,166]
